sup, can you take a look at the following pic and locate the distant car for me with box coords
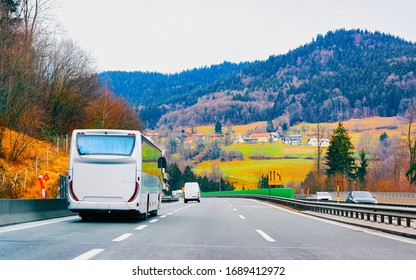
[316,191,332,201]
[346,191,378,204]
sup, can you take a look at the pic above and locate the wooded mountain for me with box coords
[99,29,416,129]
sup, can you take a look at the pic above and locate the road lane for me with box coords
[92,197,416,260]
[1,197,416,260]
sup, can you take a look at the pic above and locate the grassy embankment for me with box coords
[0,129,68,198]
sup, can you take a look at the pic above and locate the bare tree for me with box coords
[312,121,327,189]
[86,89,142,131]
[404,98,416,188]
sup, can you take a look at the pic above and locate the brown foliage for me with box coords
[85,90,142,131]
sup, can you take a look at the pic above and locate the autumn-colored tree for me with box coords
[86,90,142,131]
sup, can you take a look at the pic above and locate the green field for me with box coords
[223,142,319,158]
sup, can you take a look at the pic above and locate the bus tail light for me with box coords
[128,182,140,202]
[69,180,79,201]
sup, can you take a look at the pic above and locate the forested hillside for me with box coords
[0,1,141,143]
[0,0,140,184]
[101,29,416,129]
[99,62,249,127]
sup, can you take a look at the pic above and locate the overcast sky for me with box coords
[54,0,416,73]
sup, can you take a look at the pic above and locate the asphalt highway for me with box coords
[1,197,416,260]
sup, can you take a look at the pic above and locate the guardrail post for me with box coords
[397,217,401,226]
[380,215,385,224]
[388,216,393,224]
[406,218,411,227]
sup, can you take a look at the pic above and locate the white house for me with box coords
[307,138,330,147]
[232,135,244,144]
[249,133,271,142]
[284,135,302,145]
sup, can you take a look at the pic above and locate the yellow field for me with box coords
[193,125,214,135]
[292,116,404,146]
[195,158,315,189]
[230,122,267,136]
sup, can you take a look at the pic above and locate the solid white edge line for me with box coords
[256,229,276,242]
[0,216,79,234]
[112,233,133,242]
[250,199,416,245]
[73,249,104,260]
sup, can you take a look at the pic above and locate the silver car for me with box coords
[316,191,332,201]
[346,191,378,204]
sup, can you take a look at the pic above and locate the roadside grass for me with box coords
[0,128,68,198]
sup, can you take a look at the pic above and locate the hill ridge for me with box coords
[100,29,416,129]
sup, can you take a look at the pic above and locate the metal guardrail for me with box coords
[206,194,416,229]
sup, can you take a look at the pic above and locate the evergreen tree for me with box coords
[258,174,269,189]
[325,122,356,180]
[183,165,196,183]
[379,132,388,142]
[166,163,183,191]
[266,120,274,132]
[197,175,210,192]
[215,121,222,134]
[356,148,368,189]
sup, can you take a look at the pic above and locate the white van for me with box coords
[184,182,200,203]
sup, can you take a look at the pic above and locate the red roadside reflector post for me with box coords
[38,175,46,199]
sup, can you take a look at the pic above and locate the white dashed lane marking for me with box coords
[135,225,148,230]
[73,249,104,260]
[112,233,133,242]
[255,229,276,242]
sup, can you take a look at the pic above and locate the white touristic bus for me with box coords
[67,129,167,220]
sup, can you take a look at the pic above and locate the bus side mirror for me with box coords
[158,157,167,169]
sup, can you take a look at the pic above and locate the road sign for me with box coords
[268,169,282,185]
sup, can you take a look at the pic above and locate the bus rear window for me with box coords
[76,134,135,156]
